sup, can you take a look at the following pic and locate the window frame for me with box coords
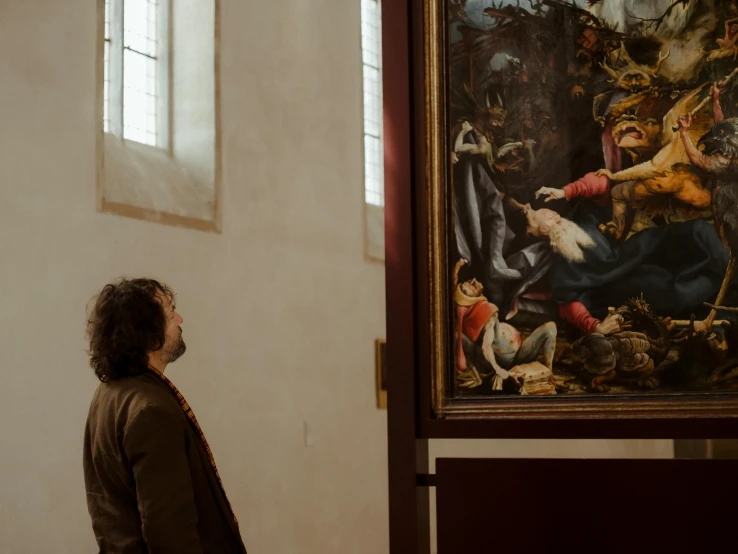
[96,0,223,234]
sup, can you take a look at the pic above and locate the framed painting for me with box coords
[426,0,738,419]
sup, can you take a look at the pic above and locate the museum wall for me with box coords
[0,1,387,552]
[0,0,674,552]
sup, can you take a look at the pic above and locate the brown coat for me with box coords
[83,371,247,554]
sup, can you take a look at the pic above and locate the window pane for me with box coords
[361,0,384,206]
[104,0,111,133]
[104,0,111,40]
[124,0,158,57]
[364,135,384,206]
[104,40,110,133]
[361,0,381,69]
[124,49,157,146]
[363,65,381,138]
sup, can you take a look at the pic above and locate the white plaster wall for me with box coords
[0,1,387,552]
[172,0,216,188]
[0,0,672,552]
[103,136,215,220]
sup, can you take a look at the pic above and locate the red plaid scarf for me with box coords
[149,367,239,525]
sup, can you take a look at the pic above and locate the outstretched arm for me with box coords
[678,115,731,172]
[453,258,467,291]
[479,316,508,376]
[559,301,623,335]
[712,83,725,124]
[559,301,600,334]
[679,126,706,168]
[563,172,610,200]
[598,159,661,182]
[537,173,610,203]
[480,316,516,391]
[455,122,484,155]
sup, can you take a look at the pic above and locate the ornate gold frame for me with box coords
[425,0,447,416]
[424,0,738,420]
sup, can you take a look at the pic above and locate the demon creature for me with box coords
[677,83,738,333]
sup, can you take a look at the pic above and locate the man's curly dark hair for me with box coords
[86,278,174,382]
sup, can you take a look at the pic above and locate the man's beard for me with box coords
[162,332,187,363]
[548,219,595,263]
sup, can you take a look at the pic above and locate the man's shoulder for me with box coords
[94,372,181,418]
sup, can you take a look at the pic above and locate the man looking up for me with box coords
[83,278,247,553]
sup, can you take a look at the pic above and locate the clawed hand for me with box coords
[594,313,624,335]
[710,81,726,99]
[595,168,614,179]
[495,368,510,381]
[535,187,565,202]
[676,113,693,131]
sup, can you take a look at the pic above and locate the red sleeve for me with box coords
[563,172,610,201]
[559,301,601,334]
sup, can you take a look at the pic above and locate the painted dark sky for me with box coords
[461,0,589,29]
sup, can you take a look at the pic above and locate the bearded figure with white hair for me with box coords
[533,172,735,335]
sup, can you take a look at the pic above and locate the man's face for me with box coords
[460,278,483,297]
[157,291,186,364]
[612,116,661,150]
[527,207,561,236]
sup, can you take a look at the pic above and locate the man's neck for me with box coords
[148,356,167,375]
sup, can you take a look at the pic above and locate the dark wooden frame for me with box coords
[435,457,738,554]
[376,339,388,409]
[403,0,738,424]
[384,1,738,553]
